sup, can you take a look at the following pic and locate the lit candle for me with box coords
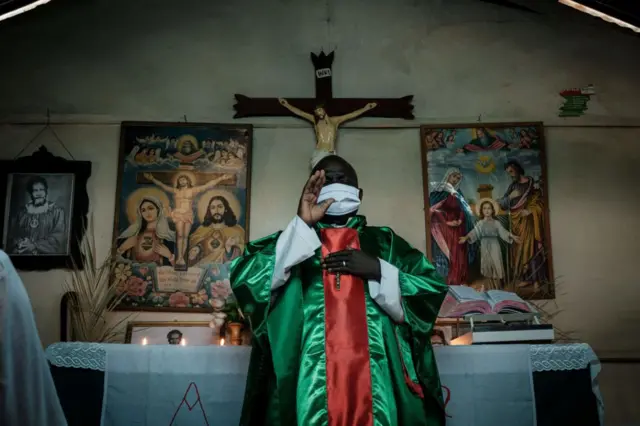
[141,337,148,345]
[220,338,225,346]
[180,338,187,346]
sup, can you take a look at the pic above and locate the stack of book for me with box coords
[450,323,554,345]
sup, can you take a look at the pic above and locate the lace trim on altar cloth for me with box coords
[530,343,605,424]
[47,342,601,374]
[46,342,106,371]
[530,343,597,372]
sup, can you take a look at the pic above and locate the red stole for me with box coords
[320,228,373,426]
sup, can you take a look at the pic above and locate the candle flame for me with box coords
[141,337,148,345]
[180,338,187,346]
[220,338,225,346]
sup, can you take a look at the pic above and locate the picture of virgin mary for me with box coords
[117,195,176,266]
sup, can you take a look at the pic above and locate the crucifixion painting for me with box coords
[233,51,414,167]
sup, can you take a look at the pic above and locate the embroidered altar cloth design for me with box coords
[169,382,210,426]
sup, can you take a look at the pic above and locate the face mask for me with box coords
[317,183,361,216]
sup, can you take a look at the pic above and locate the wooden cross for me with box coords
[233,51,414,121]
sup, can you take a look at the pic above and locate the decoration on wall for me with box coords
[420,123,554,300]
[559,84,595,117]
[113,122,252,312]
[0,146,91,271]
[124,321,213,345]
[233,50,414,165]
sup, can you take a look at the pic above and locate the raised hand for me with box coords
[321,249,381,281]
[298,170,334,226]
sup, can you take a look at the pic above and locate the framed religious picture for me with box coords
[420,123,554,300]
[112,122,252,312]
[124,321,213,345]
[0,146,91,271]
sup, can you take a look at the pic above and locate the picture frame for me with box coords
[124,321,213,346]
[112,122,252,312]
[432,324,454,346]
[0,146,91,271]
[420,122,554,300]
[435,318,471,344]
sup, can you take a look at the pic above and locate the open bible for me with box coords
[438,285,534,318]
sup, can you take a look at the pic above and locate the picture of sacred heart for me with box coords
[169,382,210,425]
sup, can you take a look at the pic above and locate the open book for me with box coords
[438,285,533,318]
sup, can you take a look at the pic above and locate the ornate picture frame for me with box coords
[0,146,91,271]
[420,122,554,299]
[112,122,252,312]
[124,321,212,345]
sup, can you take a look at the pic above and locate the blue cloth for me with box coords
[0,250,67,426]
[101,344,251,426]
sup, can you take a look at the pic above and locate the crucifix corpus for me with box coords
[233,51,414,167]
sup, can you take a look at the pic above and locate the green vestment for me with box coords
[230,215,448,426]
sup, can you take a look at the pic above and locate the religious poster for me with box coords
[113,122,252,311]
[420,123,554,300]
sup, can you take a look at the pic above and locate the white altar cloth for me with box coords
[101,345,250,426]
[46,342,603,425]
[435,344,536,426]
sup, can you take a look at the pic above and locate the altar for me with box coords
[46,342,603,426]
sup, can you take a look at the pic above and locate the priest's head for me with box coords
[27,176,48,207]
[312,155,362,225]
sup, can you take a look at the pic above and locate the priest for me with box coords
[230,155,447,426]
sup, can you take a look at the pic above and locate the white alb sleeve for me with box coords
[368,259,405,323]
[271,216,321,290]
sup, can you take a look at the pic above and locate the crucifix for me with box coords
[233,51,414,166]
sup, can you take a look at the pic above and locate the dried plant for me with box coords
[62,218,134,342]
[529,277,578,343]
[501,246,578,343]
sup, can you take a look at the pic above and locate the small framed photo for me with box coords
[0,146,91,270]
[124,321,214,346]
[432,325,453,346]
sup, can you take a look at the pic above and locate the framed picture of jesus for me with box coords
[112,122,252,312]
[420,122,554,300]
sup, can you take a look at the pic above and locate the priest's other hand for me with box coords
[298,170,334,226]
[322,249,382,282]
